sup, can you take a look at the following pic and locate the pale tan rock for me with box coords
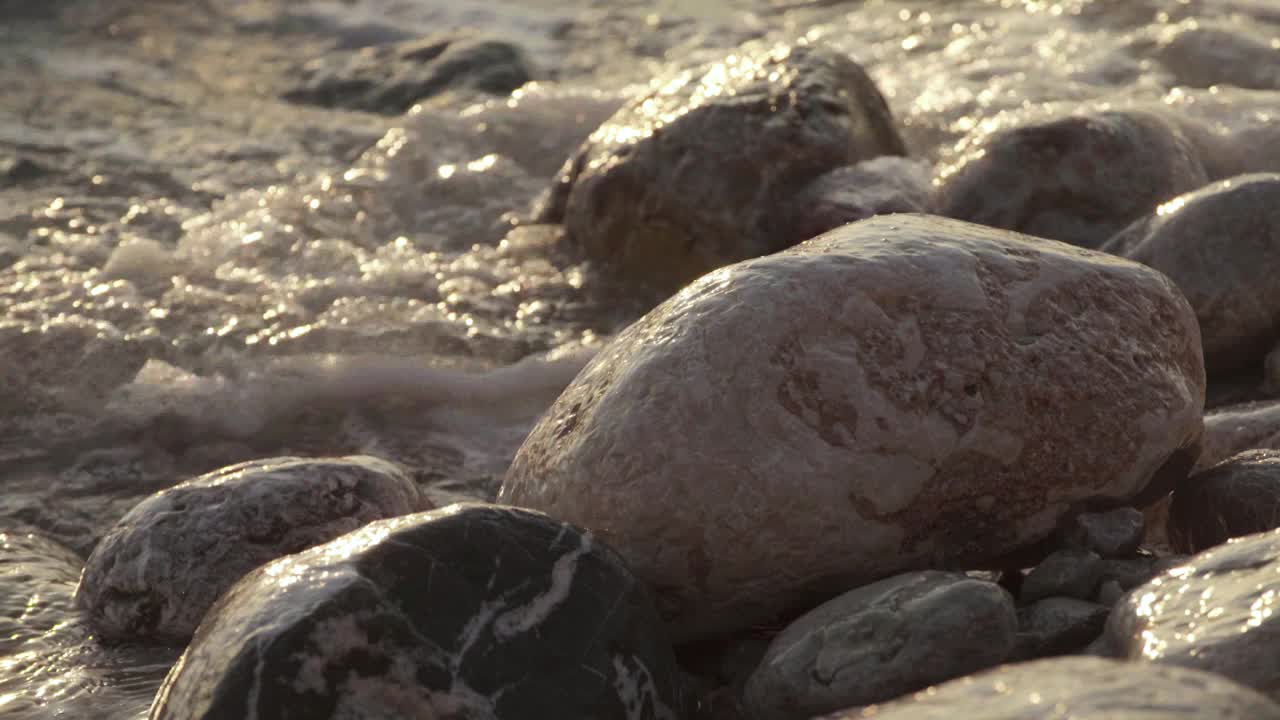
[816,657,1280,719]
[537,39,906,296]
[500,214,1206,641]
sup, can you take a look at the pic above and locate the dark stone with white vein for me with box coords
[149,503,687,720]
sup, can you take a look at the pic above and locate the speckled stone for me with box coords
[149,503,686,720]
[538,39,906,296]
[500,214,1206,641]
[1107,528,1280,700]
[77,455,429,644]
[815,657,1280,719]
[935,110,1213,249]
[1102,174,1280,375]
[743,571,1016,720]
[1170,449,1280,553]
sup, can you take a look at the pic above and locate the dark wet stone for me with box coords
[0,154,46,186]
[1020,548,1104,603]
[1098,554,1187,592]
[1011,597,1110,660]
[1170,449,1280,553]
[743,571,1016,720]
[283,34,535,115]
[817,656,1280,719]
[1102,174,1280,376]
[1063,507,1145,558]
[782,156,931,242]
[150,503,687,720]
[935,110,1210,249]
[1151,20,1280,91]
[538,39,907,297]
[1095,579,1125,606]
[1107,527,1280,701]
[77,455,428,645]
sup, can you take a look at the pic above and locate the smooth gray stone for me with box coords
[1064,507,1145,558]
[1020,548,1104,603]
[1012,597,1110,660]
[743,571,1016,720]
[1107,527,1280,700]
[816,656,1280,719]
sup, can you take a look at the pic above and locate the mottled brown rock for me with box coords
[538,39,907,296]
[1101,174,1280,375]
[935,110,1212,249]
[1170,449,1280,553]
[500,214,1206,641]
[816,657,1280,719]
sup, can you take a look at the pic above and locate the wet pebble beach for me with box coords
[3,0,1280,718]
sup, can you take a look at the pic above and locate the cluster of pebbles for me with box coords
[31,28,1280,720]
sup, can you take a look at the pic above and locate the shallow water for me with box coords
[1,0,1279,717]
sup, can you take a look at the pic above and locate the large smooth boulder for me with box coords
[816,657,1280,719]
[1102,174,1280,375]
[149,504,686,720]
[1170,449,1280,553]
[537,39,907,295]
[1107,527,1280,699]
[500,214,1206,641]
[935,110,1212,249]
[77,456,428,644]
[743,571,1016,720]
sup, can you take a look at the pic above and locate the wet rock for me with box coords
[500,214,1206,641]
[1107,528,1280,700]
[782,156,932,243]
[283,34,535,115]
[816,656,1280,719]
[935,110,1211,249]
[538,40,907,296]
[743,571,1016,720]
[1169,449,1280,553]
[0,154,45,186]
[1012,597,1110,660]
[76,456,428,644]
[1102,174,1280,375]
[1151,20,1280,91]
[1063,507,1145,558]
[1097,554,1187,593]
[149,504,687,720]
[1020,548,1104,603]
[1199,399,1280,472]
[1096,579,1125,606]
